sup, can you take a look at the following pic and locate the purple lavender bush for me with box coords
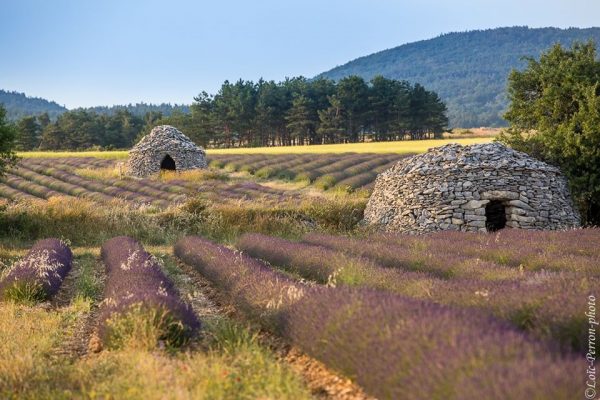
[174,236,303,326]
[99,236,199,348]
[242,233,597,350]
[284,287,579,400]
[302,232,521,280]
[176,235,580,400]
[238,233,433,289]
[0,238,72,303]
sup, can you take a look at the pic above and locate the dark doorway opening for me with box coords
[160,154,176,171]
[485,200,507,232]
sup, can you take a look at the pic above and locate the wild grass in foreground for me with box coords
[0,195,365,246]
[175,235,579,400]
[0,244,311,399]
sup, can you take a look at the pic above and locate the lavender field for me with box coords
[0,152,595,399]
[177,234,584,399]
[0,156,303,207]
[0,153,411,208]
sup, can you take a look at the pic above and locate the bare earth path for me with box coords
[172,257,373,400]
[50,252,106,359]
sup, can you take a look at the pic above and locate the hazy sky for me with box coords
[1,0,598,108]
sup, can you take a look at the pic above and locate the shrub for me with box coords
[99,236,199,349]
[208,159,225,169]
[292,170,318,183]
[313,174,338,190]
[254,166,276,179]
[0,238,72,303]
[223,162,241,172]
[174,236,302,327]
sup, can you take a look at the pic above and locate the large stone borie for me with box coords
[364,142,580,233]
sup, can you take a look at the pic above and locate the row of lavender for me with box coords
[175,235,579,400]
[238,231,598,351]
[0,235,199,350]
[210,153,407,190]
[99,237,199,348]
[0,239,72,302]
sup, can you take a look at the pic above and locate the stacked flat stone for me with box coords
[364,142,580,233]
[127,125,207,178]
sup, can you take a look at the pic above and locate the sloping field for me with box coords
[208,152,410,191]
[0,157,297,207]
[2,152,413,202]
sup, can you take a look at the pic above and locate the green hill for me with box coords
[0,90,190,122]
[0,90,67,121]
[317,26,600,128]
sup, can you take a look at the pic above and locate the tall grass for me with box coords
[0,267,309,399]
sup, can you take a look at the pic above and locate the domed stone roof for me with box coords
[364,142,580,233]
[130,125,203,154]
[391,142,559,175]
[127,125,207,178]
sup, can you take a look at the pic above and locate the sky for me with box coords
[1,0,598,108]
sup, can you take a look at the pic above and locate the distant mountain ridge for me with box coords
[0,89,190,122]
[316,26,600,127]
[0,90,67,121]
[79,103,190,117]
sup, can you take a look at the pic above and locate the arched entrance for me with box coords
[160,154,176,171]
[485,200,506,232]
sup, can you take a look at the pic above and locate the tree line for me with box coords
[10,75,448,150]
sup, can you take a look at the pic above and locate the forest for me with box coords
[319,26,600,127]
[10,76,448,150]
[0,90,66,121]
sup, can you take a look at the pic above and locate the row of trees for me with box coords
[166,76,448,147]
[12,110,158,151]
[12,76,448,150]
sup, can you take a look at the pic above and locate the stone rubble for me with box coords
[126,125,207,178]
[364,142,581,233]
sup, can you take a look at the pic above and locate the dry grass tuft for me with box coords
[75,166,123,181]
[159,169,229,182]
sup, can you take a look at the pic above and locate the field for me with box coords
[17,137,493,159]
[0,138,592,399]
[206,137,492,154]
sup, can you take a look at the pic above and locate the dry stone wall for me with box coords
[364,143,580,233]
[127,125,207,178]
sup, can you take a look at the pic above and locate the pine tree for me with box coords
[317,96,345,144]
[15,116,40,150]
[0,105,17,176]
[285,96,314,145]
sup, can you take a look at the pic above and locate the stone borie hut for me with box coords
[127,125,207,178]
[363,143,580,233]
